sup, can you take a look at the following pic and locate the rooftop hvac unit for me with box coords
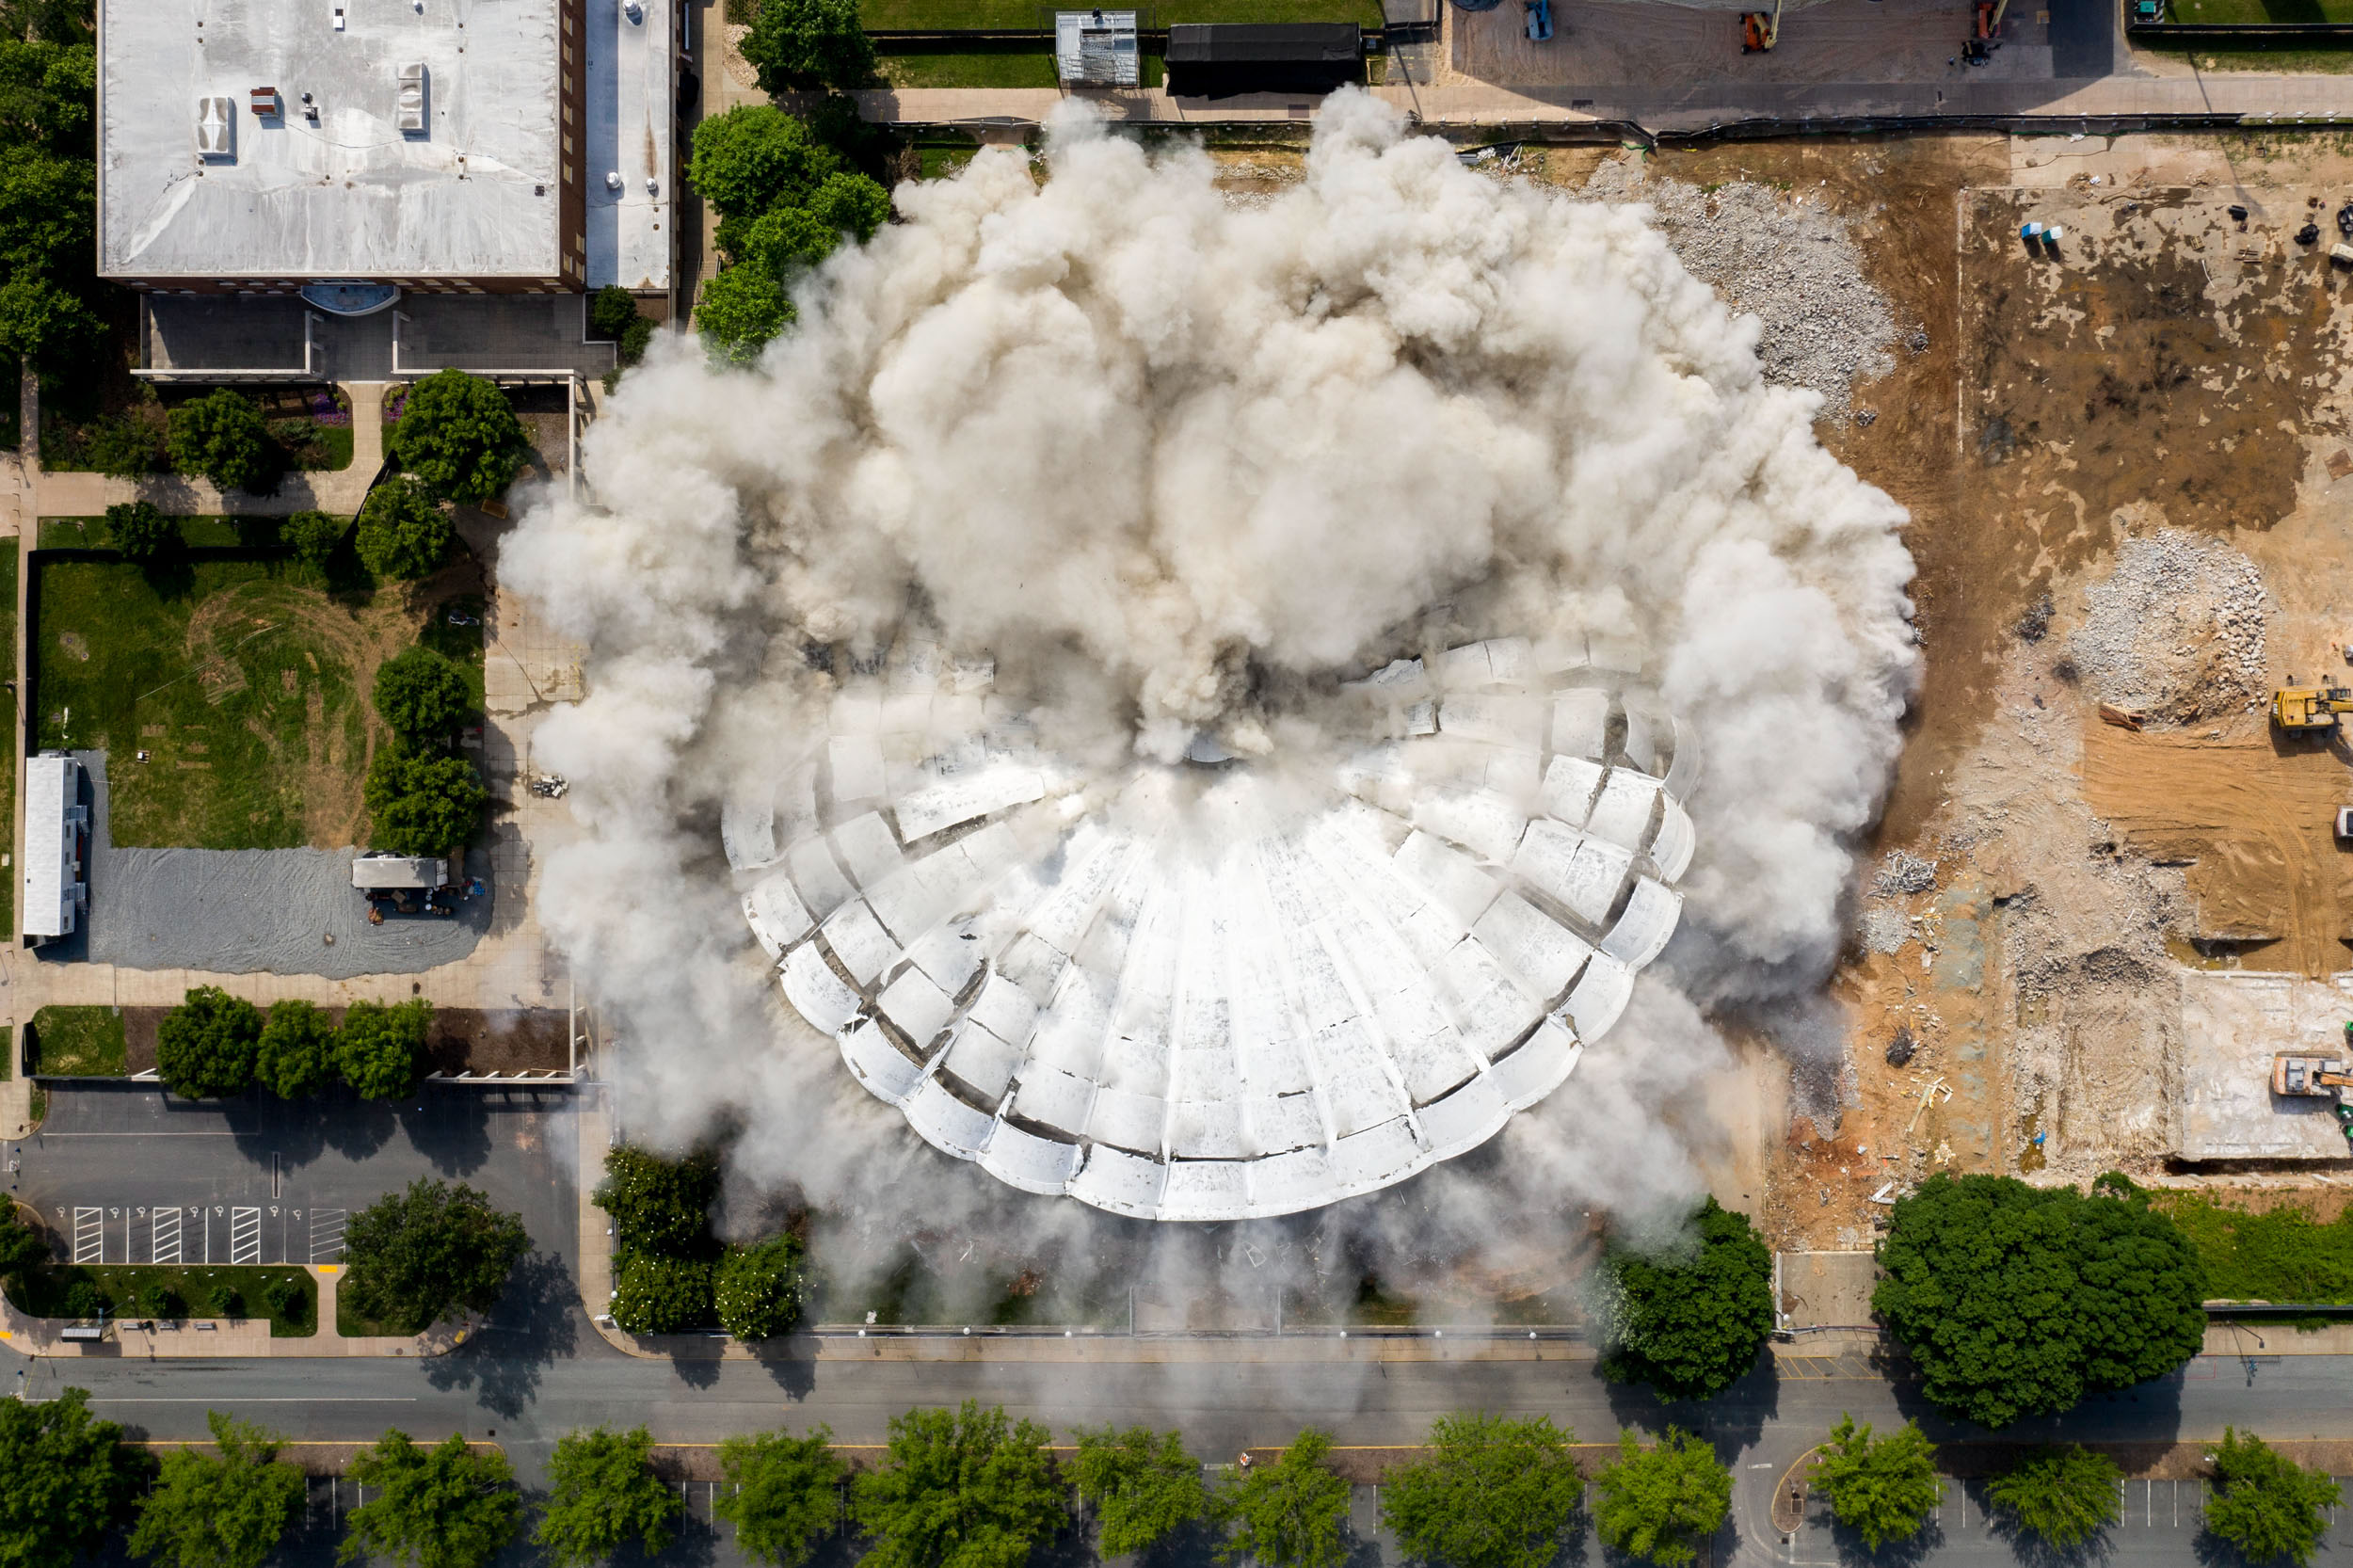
[395,61,427,132]
[195,95,235,157]
[249,85,280,117]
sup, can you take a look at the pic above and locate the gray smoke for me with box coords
[501,90,1916,1317]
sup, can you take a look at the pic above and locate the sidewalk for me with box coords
[852,71,2353,131]
[0,1264,469,1359]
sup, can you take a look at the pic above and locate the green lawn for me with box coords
[881,47,1165,85]
[8,1263,315,1336]
[297,423,356,472]
[417,594,488,713]
[860,0,1382,25]
[2155,1192,2353,1304]
[24,1006,125,1077]
[39,516,249,552]
[33,558,369,849]
[2161,42,2353,67]
[2165,0,2353,21]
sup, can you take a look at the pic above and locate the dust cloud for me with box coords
[502,91,1918,1316]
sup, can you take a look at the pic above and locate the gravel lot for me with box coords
[73,751,491,978]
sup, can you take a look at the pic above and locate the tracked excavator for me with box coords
[2269,679,2353,733]
[1740,0,1780,52]
[2272,1050,2353,1152]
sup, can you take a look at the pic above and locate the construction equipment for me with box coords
[1975,0,2009,37]
[2271,1052,2353,1151]
[2269,680,2353,732]
[1740,0,1779,51]
[1524,0,1552,41]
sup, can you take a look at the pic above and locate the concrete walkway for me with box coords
[28,381,385,521]
[854,70,2353,130]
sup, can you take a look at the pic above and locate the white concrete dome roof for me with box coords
[725,632,1697,1222]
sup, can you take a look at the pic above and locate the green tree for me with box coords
[808,170,891,243]
[391,370,527,504]
[1810,1416,1940,1552]
[0,40,97,152]
[255,999,335,1099]
[363,747,488,855]
[589,286,655,365]
[611,1253,715,1335]
[1873,1173,2207,1427]
[340,1431,521,1568]
[341,1179,530,1335]
[535,1427,682,1568]
[283,509,343,569]
[0,1386,133,1568]
[852,1401,1064,1568]
[1379,1414,1581,1568]
[696,264,792,365]
[2204,1429,2343,1568]
[372,646,472,743]
[129,1412,305,1568]
[739,0,875,91]
[687,106,840,223]
[103,499,174,562]
[715,1237,808,1341]
[1985,1445,2120,1551]
[713,1428,844,1568]
[1590,1430,1729,1568]
[1597,1196,1775,1402]
[355,474,455,581]
[0,1204,50,1282]
[155,985,263,1099]
[1217,1429,1349,1568]
[1070,1427,1207,1559]
[595,1146,721,1256]
[86,412,161,478]
[335,999,432,1099]
[167,389,276,493]
[0,149,101,368]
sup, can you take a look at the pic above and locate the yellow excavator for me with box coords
[2270,680,2353,732]
[1740,0,1780,52]
[2273,1052,2353,1152]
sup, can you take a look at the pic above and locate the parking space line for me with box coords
[152,1206,182,1265]
[72,1208,102,1265]
[310,1208,345,1265]
[230,1208,262,1265]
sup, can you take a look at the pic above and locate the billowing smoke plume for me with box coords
[503,91,1916,1314]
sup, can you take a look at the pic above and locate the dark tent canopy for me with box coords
[1164,23,1363,98]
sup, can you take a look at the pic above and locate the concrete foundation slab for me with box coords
[2176,969,2353,1162]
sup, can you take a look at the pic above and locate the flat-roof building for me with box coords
[24,754,89,944]
[353,854,451,891]
[98,0,671,298]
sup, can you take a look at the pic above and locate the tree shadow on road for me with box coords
[756,1343,816,1400]
[398,1093,492,1179]
[1827,1514,1944,1568]
[424,1250,579,1419]
[1596,1348,1775,1455]
[669,1351,723,1390]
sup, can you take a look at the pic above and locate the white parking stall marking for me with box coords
[310,1208,346,1265]
[229,1207,262,1265]
[72,1208,102,1265]
[151,1207,182,1265]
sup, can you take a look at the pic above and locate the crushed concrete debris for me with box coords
[1862,905,1912,954]
[1584,156,1898,422]
[1872,849,1939,898]
[2068,530,2268,725]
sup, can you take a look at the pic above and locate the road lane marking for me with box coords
[88,1398,419,1403]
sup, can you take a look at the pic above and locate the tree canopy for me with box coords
[1597,1196,1776,1402]
[0,1386,133,1568]
[255,999,334,1099]
[611,1254,714,1335]
[155,985,263,1099]
[363,747,487,856]
[687,105,840,221]
[0,1204,49,1281]
[373,647,472,743]
[852,1401,1064,1568]
[1590,1430,1729,1568]
[167,390,276,493]
[535,1427,681,1568]
[1810,1416,1940,1552]
[714,1428,845,1568]
[2204,1429,2343,1568]
[1218,1429,1350,1568]
[284,508,343,568]
[695,264,793,365]
[715,1237,808,1341]
[341,1178,530,1335]
[355,475,456,581]
[1379,1414,1582,1568]
[1872,1173,2207,1427]
[1985,1445,2120,1551]
[738,0,874,91]
[86,412,165,479]
[392,370,527,504]
[129,1412,305,1568]
[335,999,431,1100]
[0,40,104,370]
[103,499,174,562]
[340,1432,520,1568]
[596,1146,721,1256]
[1070,1426,1208,1560]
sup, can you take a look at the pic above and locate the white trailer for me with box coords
[24,753,88,943]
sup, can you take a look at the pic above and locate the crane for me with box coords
[2271,1052,2353,1152]
[2269,680,2353,733]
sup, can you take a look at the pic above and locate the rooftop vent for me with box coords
[195,96,235,157]
[249,85,280,117]
[396,61,427,132]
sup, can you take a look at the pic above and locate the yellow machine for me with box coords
[1740,0,1780,52]
[2270,681,2353,732]
[2274,1052,2353,1151]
